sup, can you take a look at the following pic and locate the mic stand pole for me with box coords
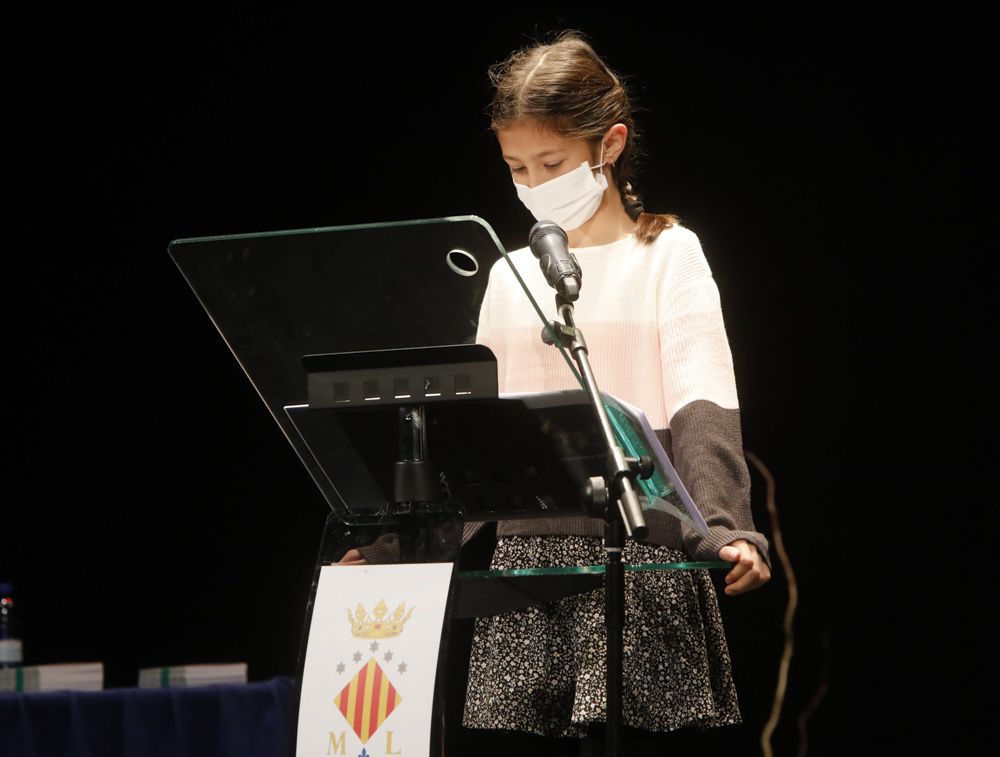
[543,293,650,757]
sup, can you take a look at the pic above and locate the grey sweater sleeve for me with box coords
[356,533,401,564]
[668,399,770,564]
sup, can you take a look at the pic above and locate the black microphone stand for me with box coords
[542,293,651,757]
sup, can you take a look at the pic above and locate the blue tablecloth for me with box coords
[0,676,297,757]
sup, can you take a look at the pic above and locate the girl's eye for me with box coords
[544,161,564,170]
[510,166,525,173]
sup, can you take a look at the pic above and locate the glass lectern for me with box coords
[168,216,725,757]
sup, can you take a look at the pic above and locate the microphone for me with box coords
[529,220,581,301]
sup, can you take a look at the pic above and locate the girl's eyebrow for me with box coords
[502,148,565,161]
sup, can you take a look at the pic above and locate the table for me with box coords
[0,676,296,757]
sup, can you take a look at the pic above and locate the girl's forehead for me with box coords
[496,121,581,157]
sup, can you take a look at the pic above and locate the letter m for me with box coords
[327,731,347,755]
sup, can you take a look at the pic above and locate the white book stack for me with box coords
[137,662,248,689]
[0,662,104,692]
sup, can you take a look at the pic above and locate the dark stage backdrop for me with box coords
[3,5,993,754]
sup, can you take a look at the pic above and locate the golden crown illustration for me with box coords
[347,599,414,639]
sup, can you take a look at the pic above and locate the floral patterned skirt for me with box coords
[461,535,741,738]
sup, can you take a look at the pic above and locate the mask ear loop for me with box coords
[590,141,607,173]
[593,141,619,183]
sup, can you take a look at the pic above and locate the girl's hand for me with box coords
[336,548,367,566]
[718,539,770,595]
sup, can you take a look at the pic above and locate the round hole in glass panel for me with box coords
[445,248,479,277]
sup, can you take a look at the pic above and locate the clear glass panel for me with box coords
[450,561,730,617]
[169,216,509,518]
[457,561,730,578]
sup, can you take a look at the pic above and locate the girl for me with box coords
[458,30,771,756]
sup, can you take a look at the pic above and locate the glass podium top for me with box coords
[169,216,514,517]
[169,215,705,532]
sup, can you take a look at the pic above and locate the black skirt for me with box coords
[461,535,741,737]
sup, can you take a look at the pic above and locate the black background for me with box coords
[3,5,994,754]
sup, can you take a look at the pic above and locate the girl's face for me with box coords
[496,120,604,190]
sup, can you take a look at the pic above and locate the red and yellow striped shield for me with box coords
[334,658,402,743]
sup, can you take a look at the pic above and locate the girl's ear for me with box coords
[603,123,629,165]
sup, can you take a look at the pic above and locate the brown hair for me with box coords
[487,30,678,243]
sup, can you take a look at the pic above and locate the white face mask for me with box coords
[513,143,608,231]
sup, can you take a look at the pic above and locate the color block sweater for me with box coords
[471,224,769,564]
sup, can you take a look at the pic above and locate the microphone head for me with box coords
[528,220,567,254]
[527,219,580,301]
